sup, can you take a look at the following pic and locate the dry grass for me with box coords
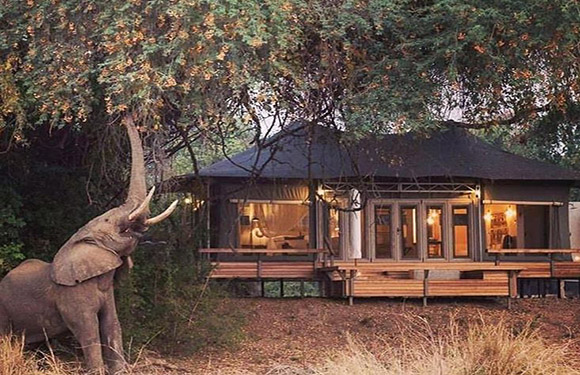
[0,335,80,375]
[2,315,579,375]
[265,316,580,375]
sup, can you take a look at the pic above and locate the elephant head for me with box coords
[50,115,178,286]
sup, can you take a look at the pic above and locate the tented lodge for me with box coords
[174,123,580,305]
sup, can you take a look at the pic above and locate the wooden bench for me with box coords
[487,249,580,277]
[199,248,325,255]
[329,263,525,307]
[200,248,326,280]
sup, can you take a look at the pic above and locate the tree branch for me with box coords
[442,104,551,129]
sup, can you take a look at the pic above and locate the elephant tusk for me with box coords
[128,186,155,221]
[145,200,179,226]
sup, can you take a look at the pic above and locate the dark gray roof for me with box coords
[197,124,580,182]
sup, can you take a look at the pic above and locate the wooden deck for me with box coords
[202,248,580,302]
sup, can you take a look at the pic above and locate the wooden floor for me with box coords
[208,259,580,300]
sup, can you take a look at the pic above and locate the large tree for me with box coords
[2,0,579,137]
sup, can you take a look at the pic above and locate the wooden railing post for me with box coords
[423,270,429,307]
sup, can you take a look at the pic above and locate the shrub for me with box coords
[117,210,245,357]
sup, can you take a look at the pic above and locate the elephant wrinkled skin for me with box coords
[0,116,177,374]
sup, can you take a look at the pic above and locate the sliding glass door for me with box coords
[400,205,420,260]
[369,200,473,261]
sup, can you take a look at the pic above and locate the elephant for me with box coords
[0,115,178,374]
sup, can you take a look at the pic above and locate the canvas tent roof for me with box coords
[195,124,580,182]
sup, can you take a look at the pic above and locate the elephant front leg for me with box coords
[100,293,126,374]
[60,310,105,374]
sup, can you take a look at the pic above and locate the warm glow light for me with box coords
[505,206,516,219]
[427,216,435,225]
[484,211,492,221]
[184,197,193,204]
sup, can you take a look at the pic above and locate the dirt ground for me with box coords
[134,297,580,374]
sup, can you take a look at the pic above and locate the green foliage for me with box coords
[117,207,245,356]
[0,186,26,275]
[2,0,579,137]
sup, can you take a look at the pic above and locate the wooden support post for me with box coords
[348,269,356,306]
[508,270,518,298]
[423,270,429,307]
[257,254,262,279]
[261,280,265,297]
[300,280,305,298]
[280,279,284,298]
[495,254,500,266]
[549,253,555,278]
[558,279,566,299]
[507,270,515,310]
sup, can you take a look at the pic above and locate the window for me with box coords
[484,204,549,250]
[452,207,470,257]
[426,206,444,258]
[375,206,393,259]
[401,205,419,259]
[239,203,309,249]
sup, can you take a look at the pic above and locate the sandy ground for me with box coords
[132,297,580,374]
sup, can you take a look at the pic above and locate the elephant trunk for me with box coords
[123,114,147,207]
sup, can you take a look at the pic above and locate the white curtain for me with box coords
[255,204,308,238]
[349,189,362,259]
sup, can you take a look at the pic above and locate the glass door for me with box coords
[400,205,420,260]
[375,205,393,259]
[426,205,445,259]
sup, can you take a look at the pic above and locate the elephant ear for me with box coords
[50,235,123,286]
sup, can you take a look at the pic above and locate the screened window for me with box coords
[452,207,470,257]
[375,206,393,259]
[426,206,444,258]
[239,203,309,249]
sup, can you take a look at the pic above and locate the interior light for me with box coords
[183,197,193,204]
[427,216,435,225]
[484,211,492,221]
[505,206,516,219]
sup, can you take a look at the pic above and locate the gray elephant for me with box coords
[0,116,177,374]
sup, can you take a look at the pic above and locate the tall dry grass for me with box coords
[2,316,579,375]
[0,335,182,375]
[267,316,580,375]
[0,335,80,375]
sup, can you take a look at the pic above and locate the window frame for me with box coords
[374,204,394,260]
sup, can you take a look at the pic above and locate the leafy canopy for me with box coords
[0,0,579,137]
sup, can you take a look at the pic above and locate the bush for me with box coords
[0,186,26,276]
[117,209,245,357]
